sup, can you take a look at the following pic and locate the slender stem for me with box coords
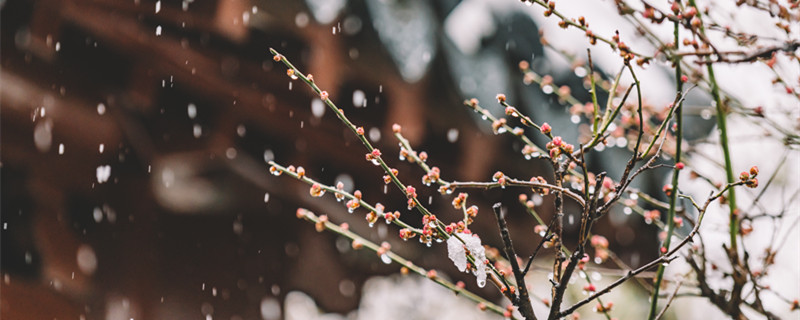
[526,0,652,59]
[296,208,511,318]
[582,66,630,152]
[685,0,738,253]
[447,179,586,207]
[465,100,548,160]
[708,65,738,251]
[647,18,684,320]
[628,63,645,156]
[493,204,538,320]
[269,49,513,294]
[556,182,742,317]
[654,280,684,320]
[588,50,601,135]
[268,161,420,233]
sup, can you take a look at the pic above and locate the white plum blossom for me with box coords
[446,232,487,287]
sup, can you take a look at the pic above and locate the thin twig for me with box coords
[493,203,538,320]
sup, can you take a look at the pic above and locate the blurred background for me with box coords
[5,0,794,319]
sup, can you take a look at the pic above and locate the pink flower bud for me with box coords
[426,269,437,279]
[540,122,552,134]
[690,17,702,28]
[406,185,417,198]
[493,171,504,181]
[684,6,697,18]
[671,1,680,14]
[309,183,324,197]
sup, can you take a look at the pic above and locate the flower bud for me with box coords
[541,122,552,134]
[690,17,702,28]
[663,184,673,196]
[309,183,324,197]
[684,6,697,18]
[406,185,417,198]
[426,269,437,279]
[505,106,516,116]
[671,1,680,14]
[492,171,504,181]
